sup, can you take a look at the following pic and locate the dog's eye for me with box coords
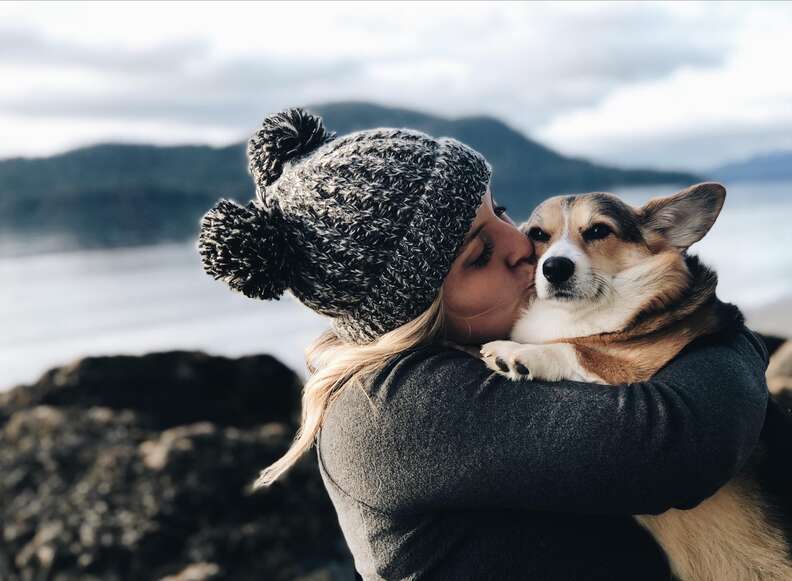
[528,227,550,242]
[582,223,613,242]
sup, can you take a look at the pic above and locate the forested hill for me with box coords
[310,102,698,199]
[0,101,699,254]
[710,150,792,182]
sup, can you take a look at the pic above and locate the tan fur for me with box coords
[637,478,792,581]
[569,198,646,272]
[531,197,566,241]
[562,250,702,382]
[525,193,727,381]
[567,254,724,382]
[541,194,659,277]
[519,186,791,581]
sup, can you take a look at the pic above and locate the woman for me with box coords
[198,108,769,580]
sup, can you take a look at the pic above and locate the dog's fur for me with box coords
[480,183,792,581]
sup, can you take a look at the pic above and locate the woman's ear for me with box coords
[639,182,726,250]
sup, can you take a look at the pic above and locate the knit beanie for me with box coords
[198,106,492,345]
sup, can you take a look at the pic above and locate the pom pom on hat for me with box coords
[198,199,291,300]
[198,105,493,344]
[247,107,336,191]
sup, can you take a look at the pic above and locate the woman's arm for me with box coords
[318,328,769,516]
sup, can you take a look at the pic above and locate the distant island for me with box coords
[0,101,700,256]
[710,150,792,182]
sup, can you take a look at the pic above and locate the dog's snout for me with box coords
[543,256,575,285]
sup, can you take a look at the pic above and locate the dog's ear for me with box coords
[639,182,726,250]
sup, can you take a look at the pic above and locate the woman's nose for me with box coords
[502,223,535,268]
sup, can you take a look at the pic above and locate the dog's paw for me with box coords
[480,340,533,380]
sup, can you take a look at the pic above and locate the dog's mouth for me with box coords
[544,283,590,303]
[539,276,610,303]
[547,287,577,301]
[535,254,614,304]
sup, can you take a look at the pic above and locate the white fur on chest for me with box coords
[510,298,632,343]
[511,258,662,344]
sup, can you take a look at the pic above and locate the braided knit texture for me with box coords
[199,107,492,344]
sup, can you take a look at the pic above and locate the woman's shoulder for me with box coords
[362,343,485,403]
[326,344,471,417]
[319,344,482,461]
[317,344,491,511]
[382,342,471,369]
[377,342,476,374]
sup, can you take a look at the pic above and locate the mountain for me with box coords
[0,144,252,253]
[710,150,792,182]
[0,101,700,255]
[309,102,699,199]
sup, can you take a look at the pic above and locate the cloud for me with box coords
[0,52,365,127]
[535,3,792,169]
[0,25,209,74]
[0,1,789,168]
[0,3,732,126]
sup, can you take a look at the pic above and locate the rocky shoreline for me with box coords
[0,351,354,581]
[2,335,792,581]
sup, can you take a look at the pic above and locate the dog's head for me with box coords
[522,182,726,303]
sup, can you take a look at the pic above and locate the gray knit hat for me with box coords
[198,107,492,344]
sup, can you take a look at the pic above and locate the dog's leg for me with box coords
[480,341,602,382]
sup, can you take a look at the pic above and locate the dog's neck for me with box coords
[511,252,715,344]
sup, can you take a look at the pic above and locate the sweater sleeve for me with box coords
[317,327,769,516]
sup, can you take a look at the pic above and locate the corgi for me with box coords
[480,183,792,581]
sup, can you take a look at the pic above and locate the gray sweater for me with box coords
[317,328,770,580]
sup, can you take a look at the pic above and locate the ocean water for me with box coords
[0,243,332,390]
[1,180,791,391]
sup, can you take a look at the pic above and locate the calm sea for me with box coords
[2,180,791,390]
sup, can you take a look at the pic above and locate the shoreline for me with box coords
[3,294,789,394]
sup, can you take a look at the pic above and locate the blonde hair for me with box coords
[252,289,447,488]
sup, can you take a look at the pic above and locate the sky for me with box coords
[1,1,791,171]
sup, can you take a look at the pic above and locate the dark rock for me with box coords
[0,351,302,431]
[0,352,353,581]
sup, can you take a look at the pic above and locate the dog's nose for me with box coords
[543,256,575,284]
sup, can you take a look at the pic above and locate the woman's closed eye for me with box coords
[469,205,509,268]
[470,238,494,268]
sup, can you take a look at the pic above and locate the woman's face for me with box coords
[442,189,536,345]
